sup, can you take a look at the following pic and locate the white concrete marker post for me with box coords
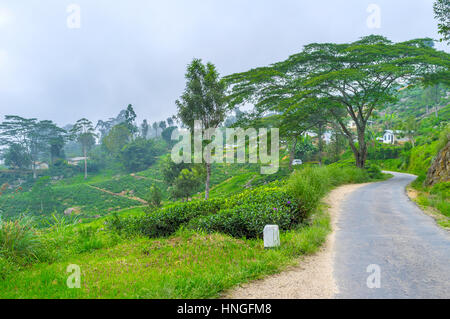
[263,225,280,249]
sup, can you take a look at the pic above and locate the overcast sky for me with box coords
[0,0,448,127]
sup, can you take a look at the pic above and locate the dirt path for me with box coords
[88,185,148,205]
[225,183,366,299]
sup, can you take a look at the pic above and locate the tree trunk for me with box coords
[355,127,367,168]
[317,124,324,165]
[338,122,367,168]
[84,147,88,180]
[205,162,211,200]
[289,136,298,171]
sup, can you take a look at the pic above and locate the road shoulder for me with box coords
[224,183,367,299]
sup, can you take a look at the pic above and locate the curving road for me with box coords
[334,172,450,299]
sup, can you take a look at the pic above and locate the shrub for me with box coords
[0,215,42,264]
[107,199,224,237]
[288,166,370,215]
[189,202,300,238]
[365,164,383,180]
[189,189,299,238]
[287,167,330,214]
[147,185,163,208]
[109,166,373,240]
[48,159,80,178]
[75,227,104,253]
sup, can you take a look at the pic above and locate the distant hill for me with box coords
[378,85,449,122]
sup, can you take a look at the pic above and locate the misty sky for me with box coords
[0,0,448,127]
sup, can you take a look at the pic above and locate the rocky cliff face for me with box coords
[426,141,450,186]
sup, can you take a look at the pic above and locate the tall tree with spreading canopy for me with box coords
[70,118,97,179]
[176,58,228,199]
[226,35,449,168]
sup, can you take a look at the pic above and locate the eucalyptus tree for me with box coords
[141,119,149,139]
[176,58,228,199]
[226,36,449,168]
[152,121,159,137]
[0,116,66,177]
[159,120,167,133]
[70,118,97,179]
[125,104,138,138]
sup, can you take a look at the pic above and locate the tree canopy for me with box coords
[176,58,228,199]
[434,0,450,44]
[225,35,450,168]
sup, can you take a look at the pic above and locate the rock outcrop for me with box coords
[426,141,450,186]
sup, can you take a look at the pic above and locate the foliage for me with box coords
[176,58,229,199]
[289,166,371,214]
[0,116,68,177]
[140,119,149,139]
[31,176,54,213]
[119,138,163,172]
[436,123,450,152]
[189,183,299,238]
[225,35,450,168]
[107,199,224,237]
[0,215,42,265]
[0,218,330,298]
[124,104,138,137]
[161,126,178,146]
[170,167,203,200]
[146,186,162,208]
[48,159,81,178]
[434,0,450,43]
[3,144,31,169]
[161,154,190,184]
[0,183,141,219]
[103,123,131,156]
[70,118,97,179]
[92,174,168,200]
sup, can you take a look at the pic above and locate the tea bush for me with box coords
[189,185,299,238]
[110,166,373,240]
[107,198,225,237]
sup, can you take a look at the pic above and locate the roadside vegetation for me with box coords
[0,165,379,298]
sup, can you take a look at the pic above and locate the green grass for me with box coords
[0,204,331,299]
[409,179,450,229]
[0,164,384,298]
[0,183,142,220]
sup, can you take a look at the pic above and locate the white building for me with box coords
[68,157,88,166]
[34,161,49,170]
[381,130,395,144]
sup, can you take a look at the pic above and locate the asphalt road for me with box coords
[334,171,450,298]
